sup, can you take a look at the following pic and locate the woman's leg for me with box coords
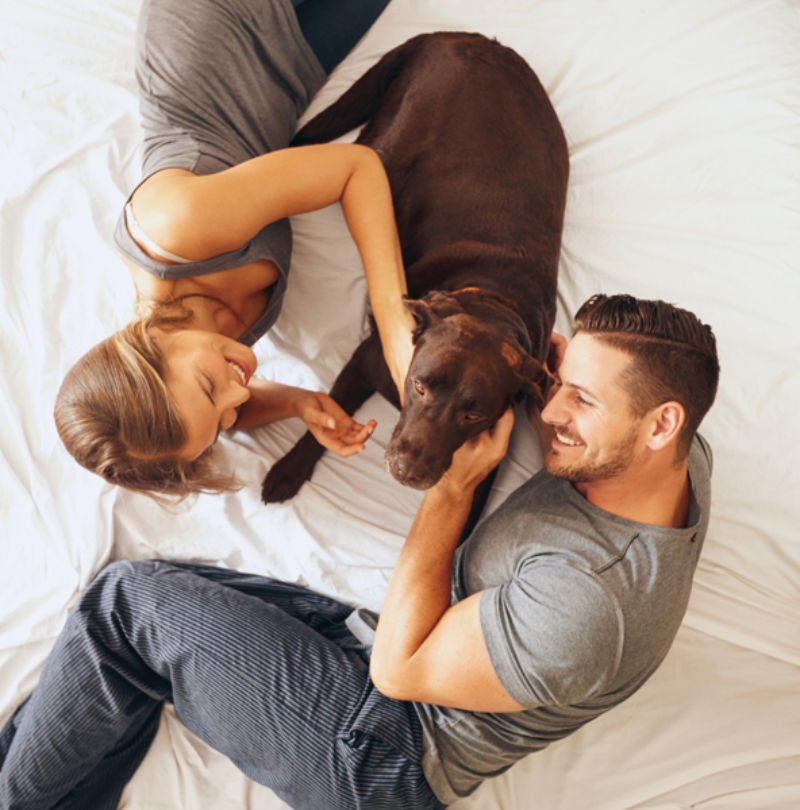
[0,560,440,810]
[293,0,391,73]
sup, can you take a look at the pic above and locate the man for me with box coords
[0,294,719,809]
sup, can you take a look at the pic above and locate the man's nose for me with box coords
[541,387,564,425]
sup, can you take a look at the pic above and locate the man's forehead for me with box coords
[562,333,633,390]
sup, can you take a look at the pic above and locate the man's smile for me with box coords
[554,431,583,447]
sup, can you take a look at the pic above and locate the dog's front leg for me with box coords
[261,332,390,504]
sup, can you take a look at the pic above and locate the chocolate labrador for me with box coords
[261,31,568,510]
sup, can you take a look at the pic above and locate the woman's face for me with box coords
[151,328,257,460]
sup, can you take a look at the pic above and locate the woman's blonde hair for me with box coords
[54,303,239,497]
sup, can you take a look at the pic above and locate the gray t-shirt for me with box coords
[413,434,713,804]
[113,0,326,345]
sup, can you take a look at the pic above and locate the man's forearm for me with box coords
[369,409,516,707]
[370,484,473,692]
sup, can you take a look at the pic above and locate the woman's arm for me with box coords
[369,408,525,712]
[131,144,415,396]
[234,378,375,457]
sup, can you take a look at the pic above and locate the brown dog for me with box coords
[262,32,568,505]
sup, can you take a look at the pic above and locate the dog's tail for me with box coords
[292,34,429,146]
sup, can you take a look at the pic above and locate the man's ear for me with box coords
[646,401,686,451]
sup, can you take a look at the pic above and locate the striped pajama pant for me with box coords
[0,561,445,810]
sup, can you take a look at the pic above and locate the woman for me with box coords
[54,0,415,496]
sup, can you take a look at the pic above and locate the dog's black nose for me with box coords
[387,454,409,480]
[386,449,445,490]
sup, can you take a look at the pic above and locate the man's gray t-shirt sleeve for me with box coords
[480,560,623,708]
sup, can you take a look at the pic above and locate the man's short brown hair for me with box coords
[573,294,719,458]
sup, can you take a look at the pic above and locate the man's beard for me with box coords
[545,427,638,483]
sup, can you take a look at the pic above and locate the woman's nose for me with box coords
[220,407,240,432]
[219,378,251,415]
[229,383,251,409]
[219,386,249,431]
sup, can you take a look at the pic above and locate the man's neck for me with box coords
[575,458,691,529]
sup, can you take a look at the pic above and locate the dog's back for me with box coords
[294,32,569,359]
[264,33,569,504]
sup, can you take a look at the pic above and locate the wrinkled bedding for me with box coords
[1,0,798,807]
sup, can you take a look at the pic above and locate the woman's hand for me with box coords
[233,380,373,457]
[294,391,376,457]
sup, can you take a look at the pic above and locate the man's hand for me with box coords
[547,331,568,379]
[434,407,515,498]
[295,391,376,457]
[531,332,566,453]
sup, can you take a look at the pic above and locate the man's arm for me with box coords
[370,408,526,712]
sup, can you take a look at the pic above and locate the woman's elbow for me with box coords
[347,143,387,186]
[129,176,204,261]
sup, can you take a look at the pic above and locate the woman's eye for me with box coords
[202,373,216,405]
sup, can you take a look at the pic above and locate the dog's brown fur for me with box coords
[262,32,568,504]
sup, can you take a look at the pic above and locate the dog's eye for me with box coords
[464,410,483,422]
[414,380,425,395]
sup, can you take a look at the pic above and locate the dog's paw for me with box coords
[261,459,305,504]
[260,434,325,504]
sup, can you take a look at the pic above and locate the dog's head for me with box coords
[385,290,552,489]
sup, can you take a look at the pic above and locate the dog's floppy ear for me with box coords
[404,292,465,343]
[422,290,467,318]
[501,342,555,410]
[404,297,435,344]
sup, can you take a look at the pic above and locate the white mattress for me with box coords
[1,0,799,807]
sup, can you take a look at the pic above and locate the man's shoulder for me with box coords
[689,433,714,474]
[689,433,714,497]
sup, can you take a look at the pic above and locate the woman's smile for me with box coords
[226,357,250,385]
[151,328,257,460]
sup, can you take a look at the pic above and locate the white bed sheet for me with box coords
[1,0,799,807]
